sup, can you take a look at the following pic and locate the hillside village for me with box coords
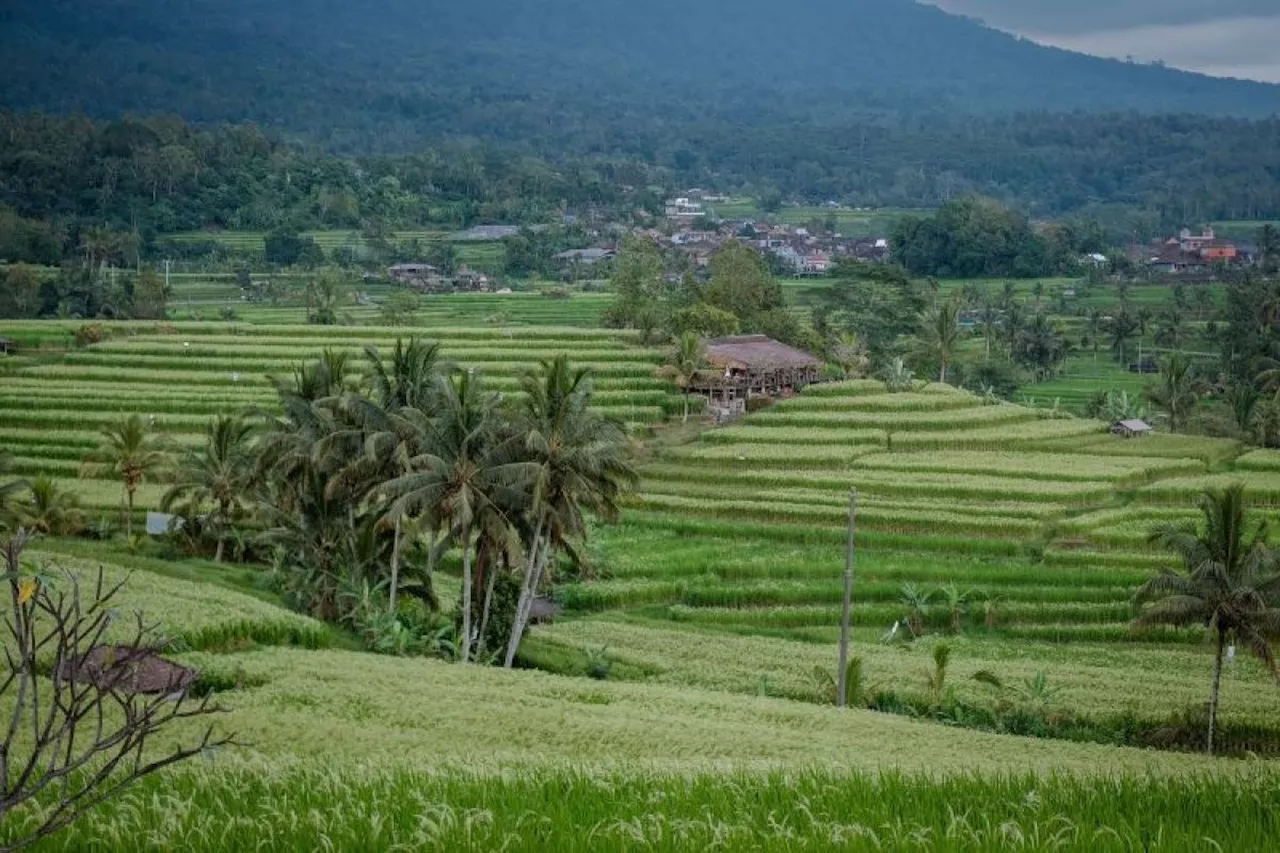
[383,194,1263,293]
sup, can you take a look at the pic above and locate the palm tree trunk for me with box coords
[460,525,473,664]
[508,537,553,667]
[505,515,546,668]
[477,561,499,659]
[125,485,135,538]
[1208,629,1226,756]
[388,515,401,615]
[939,362,947,384]
[214,500,228,563]
[527,541,552,617]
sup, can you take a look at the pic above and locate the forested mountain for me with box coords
[4,0,1280,243]
[4,0,1280,154]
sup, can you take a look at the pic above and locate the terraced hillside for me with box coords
[4,333,1280,847]
[3,543,1274,851]
[534,379,1280,724]
[0,320,681,516]
[160,272,612,327]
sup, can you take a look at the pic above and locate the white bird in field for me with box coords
[881,620,900,644]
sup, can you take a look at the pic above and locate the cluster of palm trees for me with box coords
[69,339,637,665]
[914,289,1070,385]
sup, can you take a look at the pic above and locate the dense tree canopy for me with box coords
[892,197,1103,279]
[3,110,1280,267]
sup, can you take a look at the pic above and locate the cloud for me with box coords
[927,1,1277,34]
[1026,16,1280,83]
[926,2,1280,83]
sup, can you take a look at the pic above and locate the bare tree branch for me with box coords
[0,532,237,851]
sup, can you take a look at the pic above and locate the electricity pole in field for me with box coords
[836,488,858,708]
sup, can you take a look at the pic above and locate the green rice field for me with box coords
[519,379,1280,754]
[5,318,1280,849]
[0,321,684,501]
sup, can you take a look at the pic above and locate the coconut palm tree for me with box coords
[381,369,535,663]
[999,281,1017,310]
[81,415,169,537]
[1106,308,1139,366]
[830,330,870,378]
[664,332,705,423]
[1134,485,1280,755]
[917,295,964,383]
[503,356,637,667]
[161,415,256,562]
[1153,307,1188,350]
[1084,308,1105,363]
[363,337,441,412]
[1144,352,1206,432]
[977,298,1001,360]
[320,340,446,612]
[254,368,356,619]
[1259,224,1280,275]
[16,477,85,537]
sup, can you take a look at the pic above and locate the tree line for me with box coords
[6,111,1280,273]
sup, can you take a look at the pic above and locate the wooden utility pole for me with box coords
[836,488,858,708]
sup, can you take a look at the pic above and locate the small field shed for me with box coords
[1111,419,1154,438]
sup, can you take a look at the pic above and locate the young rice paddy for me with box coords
[3,314,1280,849]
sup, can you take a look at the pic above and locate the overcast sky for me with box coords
[927,1,1280,83]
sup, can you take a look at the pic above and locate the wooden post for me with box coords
[836,488,858,707]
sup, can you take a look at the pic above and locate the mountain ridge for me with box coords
[2,0,1279,154]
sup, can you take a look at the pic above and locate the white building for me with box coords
[664,198,706,219]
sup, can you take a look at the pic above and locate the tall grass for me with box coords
[11,762,1276,852]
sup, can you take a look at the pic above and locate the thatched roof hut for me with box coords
[688,335,823,402]
[58,645,197,696]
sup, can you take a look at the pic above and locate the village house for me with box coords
[387,263,492,293]
[687,335,825,420]
[803,251,831,274]
[664,198,706,219]
[1136,226,1250,276]
[553,247,615,266]
[452,267,493,292]
[387,262,449,291]
[388,262,438,283]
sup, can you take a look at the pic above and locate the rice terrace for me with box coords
[1,289,1279,849]
[6,0,1280,847]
